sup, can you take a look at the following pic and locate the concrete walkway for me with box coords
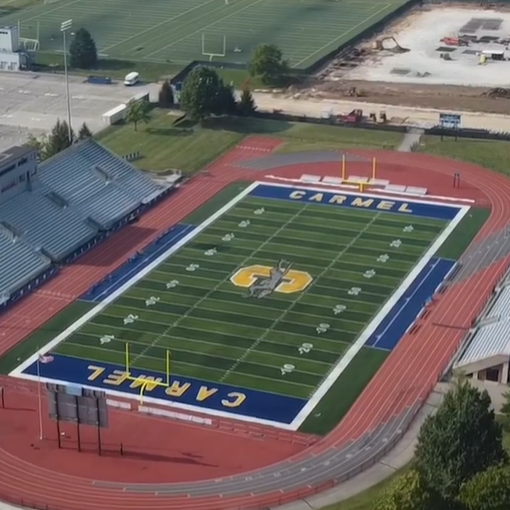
[397,128,424,152]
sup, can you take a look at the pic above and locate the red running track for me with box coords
[0,148,510,510]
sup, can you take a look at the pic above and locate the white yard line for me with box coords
[131,199,313,366]
[289,203,470,429]
[10,181,260,376]
[220,211,382,383]
[10,182,470,430]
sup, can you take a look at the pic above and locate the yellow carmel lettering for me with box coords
[398,203,413,213]
[165,380,191,397]
[351,197,374,208]
[103,369,129,386]
[329,195,347,205]
[87,365,106,381]
[376,200,395,211]
[308,193,324,202]
[129,375,164,392]
[289,190,306,200]
[196,386,218,402]
[221,392,246,408]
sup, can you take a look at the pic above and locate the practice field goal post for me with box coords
[17,20,41,52]
[202,33,227,61]
[124,343,171,404]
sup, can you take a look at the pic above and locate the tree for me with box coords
[237,88,256,116]
[374,469,433,510]
[158,80,174,107]
[501,390,510,428]
[78,122,92,140]
[44,119,75,159]
[414,379,507,504]
[459,465,510,510]
[69,28,97,69]
[248,44,288,85]
[179,66,235,120]
[125,99,151,131]
[215,83,237,116]
[25,133,48,159]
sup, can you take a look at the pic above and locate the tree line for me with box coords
[375,379,510,510]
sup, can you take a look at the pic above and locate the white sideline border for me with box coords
[10,182,470,431]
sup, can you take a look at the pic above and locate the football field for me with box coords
[1,0,409,69]
[12,183,467,428]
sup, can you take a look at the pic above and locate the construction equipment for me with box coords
[337,109,363,124]
[441,36,469,46]
[372,36,410,53]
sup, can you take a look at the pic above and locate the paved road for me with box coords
[0,71,158,151]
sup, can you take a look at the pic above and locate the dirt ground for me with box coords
[295,80,510,115]
[292,4,510,115]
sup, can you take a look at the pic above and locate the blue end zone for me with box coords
[364,258,456,351]
[21,355,307,424]
[80,224,195,303]
[250,184,460,220]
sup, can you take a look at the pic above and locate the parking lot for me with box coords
[0,71,158,152]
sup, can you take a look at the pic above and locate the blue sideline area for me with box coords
[365,258,456,351]
[249,184,461,220]
[22,354,307,424]
[81,224,196,303]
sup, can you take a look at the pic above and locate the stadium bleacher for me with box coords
[0,226,51,303]
[38,139,163,228]
[0,138,170,308]
[0,184,97,260]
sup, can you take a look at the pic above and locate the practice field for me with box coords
[12,183,467,428]
[3,0,409,69]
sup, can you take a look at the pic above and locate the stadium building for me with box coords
[0,25,29,71]
[0,139,173,309]
[453,279,510,386]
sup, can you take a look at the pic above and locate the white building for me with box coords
[454,286,510,385]
[0,26,27,71]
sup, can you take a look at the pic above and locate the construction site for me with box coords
[295,4,510,114]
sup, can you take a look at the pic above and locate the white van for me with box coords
[124,72,139,86]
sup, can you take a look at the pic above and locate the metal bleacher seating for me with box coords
[0,184,97,261]
[0,226,50,302]
[38,139,164,228]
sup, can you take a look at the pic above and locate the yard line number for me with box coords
[348,287,362,296]
[145,296,160,307]
[363,269,376,279]
[204,247,217,256]
[298,342,313,354]
[254,208,265,215]
[100,334,114,345]
[222,233,235,242]
[316,323,330,334]
[123,314,138,325]
[403,225,414,232]
[238,220,250,228]
[186,263,200,271]
[377,254,390,263]
[166,279,179,289]
[390,239,402,248]
[333,304,346,315]
[281,363,295,375]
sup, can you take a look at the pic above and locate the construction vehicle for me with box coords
[337,109,363,124]
[372,36,410,53]
[441,36,469,46]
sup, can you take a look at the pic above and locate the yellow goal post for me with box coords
[124,343,171,404]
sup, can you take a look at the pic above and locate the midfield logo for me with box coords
[230,259,313,298]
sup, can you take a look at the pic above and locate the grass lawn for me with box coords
[418,136,510,176]
[97,112,404,173]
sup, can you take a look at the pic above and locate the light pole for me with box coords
[61,19,73,143]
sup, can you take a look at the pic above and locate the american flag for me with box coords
[38,353,54,364]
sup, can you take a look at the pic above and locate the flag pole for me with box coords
[37,355,43,440]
